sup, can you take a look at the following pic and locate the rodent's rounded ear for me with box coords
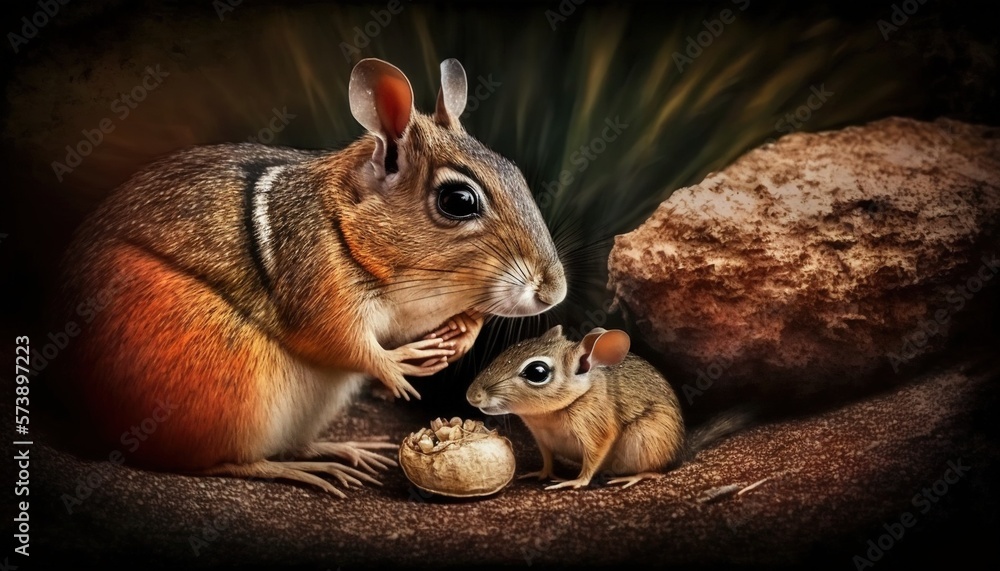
[577,329,630,374]
[349,58,414,142]
[541,324,564,341]
[434,58,467,129]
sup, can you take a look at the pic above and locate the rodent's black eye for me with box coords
[520,361,551,386]
[436,182,481,220]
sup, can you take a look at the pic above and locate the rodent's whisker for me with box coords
[382,282,467,298]
[394,263,486,276]
[375,267,504,290]
[560,235,612,264]
[469,242,517,273]
[491,239,532,286]
[383,269,523,294]
[476,241,527,285]
[470,243,534,293]
[549,208,582,248]
[396,283,485,300]
[482,376,514,392]
[402,285,494,306]
[477,296,511,318]
[444,265,523,288]
[394,261,521,286]
[509,239,535,285]
[465,250,528,282]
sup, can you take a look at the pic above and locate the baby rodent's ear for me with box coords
[541,324,564,341]
[577,329,630,374]
[349,58,414,178]
[433,58,467,129]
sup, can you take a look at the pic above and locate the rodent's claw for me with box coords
[436,312,485,363]
[606,473,663,489]
[436,328,463,342]
[356,453,396,473]
[388,338,456,375]
[198,460,379,498]
[381,375,416,401]
[545,477,592,491]
[400,337,450,351]
[426,311,484,342]
[304,441,399,475]
[398,360,449,377]
[338,439,398,449]
[355,456,393,474]
[285,461,384,488]
[425,320,458,339]
[399,377,421,401]
[375,360,422,400]
[392,379,415,401]
[379,336,458,399]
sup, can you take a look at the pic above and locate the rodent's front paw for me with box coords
[378,369,421,401]
[379,338,460,400]
[375,357,421,401]
[387,338,456,377]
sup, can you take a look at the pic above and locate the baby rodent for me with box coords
[466,325,748,489]
[54,58,566,496]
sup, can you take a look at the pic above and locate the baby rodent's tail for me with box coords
[682,405,755,462]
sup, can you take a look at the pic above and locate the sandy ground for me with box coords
[14,345,998,569]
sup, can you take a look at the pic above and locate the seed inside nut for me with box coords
[417,436,435,454]
[435,426,452,442]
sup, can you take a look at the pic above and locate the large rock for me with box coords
[608,117,1000,402]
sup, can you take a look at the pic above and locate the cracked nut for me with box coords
[399,417,515,498]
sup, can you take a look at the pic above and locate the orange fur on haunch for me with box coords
[74,243,272,470]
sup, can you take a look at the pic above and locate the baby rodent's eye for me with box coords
[520,361,552,386]
[436,182,481,220]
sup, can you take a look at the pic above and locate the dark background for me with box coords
[2,0,998,568]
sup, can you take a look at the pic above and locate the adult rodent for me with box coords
[54,58,567,496]
[466,325,747,489]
